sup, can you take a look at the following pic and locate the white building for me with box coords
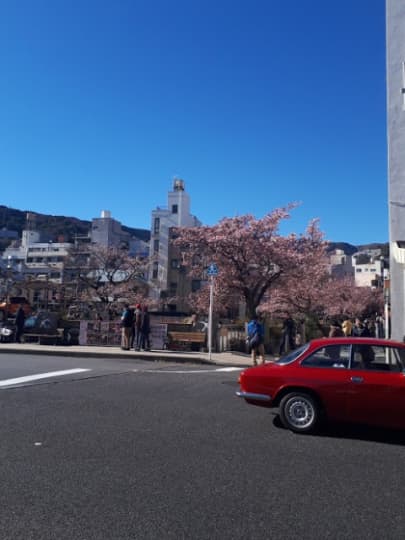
[91,210,149,257]
[149,179,201,306]
[386,0,405,339]
[2,229,72,283]
[353,258,384,288]
[329,249,354,279]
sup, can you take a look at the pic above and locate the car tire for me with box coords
[0,311,5,322]
[279,392,321,434]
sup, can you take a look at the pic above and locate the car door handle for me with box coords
[351,376,364,383]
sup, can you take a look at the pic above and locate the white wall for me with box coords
[387,0,405,339]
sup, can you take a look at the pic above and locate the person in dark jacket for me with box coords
[15,304,26,343]
[279,313,296,355]
[140,305,151,351]
[353,318,370,337]
[329,321,344,337]
[132,304,142,351]
[120,304,133,350]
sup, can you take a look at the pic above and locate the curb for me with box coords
[0,346,251,367]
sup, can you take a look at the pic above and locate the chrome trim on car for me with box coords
[236,391,272,401]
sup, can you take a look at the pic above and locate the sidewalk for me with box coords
[0,342,271,368]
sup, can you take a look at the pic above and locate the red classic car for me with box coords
[236,337,405,433]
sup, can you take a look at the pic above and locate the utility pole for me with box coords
[207,263,218,361]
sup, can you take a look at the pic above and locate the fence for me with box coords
[79,320,168,349]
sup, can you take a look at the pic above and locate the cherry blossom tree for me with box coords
[258,220,331,337]
[263,222,384,337]
[175,206,327,319]
[322,277,384,320]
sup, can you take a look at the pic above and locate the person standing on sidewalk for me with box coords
[278,313,296,355]
[14,304,26,343]
[120,304,133,350]
[342,317,353,337]
[247,314,265,366]
[140,305,151,351]
[132,304,142,350]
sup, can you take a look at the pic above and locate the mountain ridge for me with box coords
[0,205,150,246]
[0,204,388,254]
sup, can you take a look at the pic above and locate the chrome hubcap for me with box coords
[286,398,314,429]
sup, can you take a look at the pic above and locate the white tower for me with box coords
[149,179,201,303]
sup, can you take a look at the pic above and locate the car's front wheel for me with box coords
[279,392,321,434]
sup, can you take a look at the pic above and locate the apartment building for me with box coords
[149,179,201,310]
[329,249,354,279]
[2,230,72,283]
[91,210,149,257]
[353,257,384,288]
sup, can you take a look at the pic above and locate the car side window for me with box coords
[351,345,403,373]
[301,345,350,368]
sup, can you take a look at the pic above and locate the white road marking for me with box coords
[0,368,91,388]
[215,367,244,372]
[139,367,243,374]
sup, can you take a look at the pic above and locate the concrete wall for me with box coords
[387,0,405,339]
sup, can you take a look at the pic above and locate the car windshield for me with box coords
[275,344,309,365]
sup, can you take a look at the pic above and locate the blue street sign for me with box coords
[207,263,219,276]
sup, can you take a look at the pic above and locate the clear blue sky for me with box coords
[0,0,387,245]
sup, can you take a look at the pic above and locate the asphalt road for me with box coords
[1,353,405,539]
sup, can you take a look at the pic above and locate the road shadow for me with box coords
[272,414,405,446]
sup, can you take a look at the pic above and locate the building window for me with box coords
[171,259,179,269]
[153,239,159,253]
[154,217,160,234]
[169,282,177,294]
[172,204,178,214]
[152,262,158,279]
[191,280,201,292]
[356,268,362,273]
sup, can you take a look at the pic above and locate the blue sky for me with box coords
[0,0,387,245]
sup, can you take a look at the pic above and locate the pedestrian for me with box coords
[353,318,370,338]
[14,304,26,343]
[278,313,296,355]
[363,319,374,337]
[375,313,384,338]
[132,304,142,350]
[120,303,134,350]
[140,305,151,351]
[342,317,353,337]
[328,321,344,337]
[247,313,265,366]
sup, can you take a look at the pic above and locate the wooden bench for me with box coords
[23,329,64,345]
[167,331,206,350]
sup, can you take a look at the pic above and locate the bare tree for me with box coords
[65,244,149,319]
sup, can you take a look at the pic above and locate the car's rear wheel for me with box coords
[279,392,321,434]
